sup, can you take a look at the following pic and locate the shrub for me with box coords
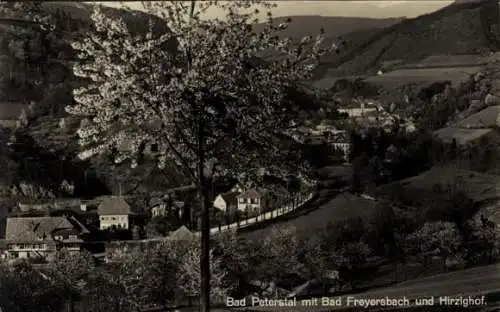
[0,260,68,312]
[399,221,462,266]
[172,238,233,305]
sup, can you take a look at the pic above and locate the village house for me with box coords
[213,191,239,215]
[4,216,90,260]
[236,188,268,214]
[330,130,351,161]
[97,196,135,230]
[338,102,379,118]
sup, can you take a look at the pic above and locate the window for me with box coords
[239,198,245,204]
[251,198,259,204]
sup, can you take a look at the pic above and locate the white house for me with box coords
[338,103,378,118]
[330,131,351,161]
[97,197,133,230]
[213,191,239,215]
[236,188,267,214]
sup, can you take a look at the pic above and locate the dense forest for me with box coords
[0,3,189,208]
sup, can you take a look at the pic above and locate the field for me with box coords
[364,66,482,87]
[376,166,500,206]
[238,165,370,239]
[311,74,368,90]
[240,192,378,240]
[399,54,488,69]
[451,105,500,129]
[433,127,493,145]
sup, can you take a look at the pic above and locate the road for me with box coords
[236,263,500,312]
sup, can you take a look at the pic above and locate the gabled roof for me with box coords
[219,192,239,204]
[230,182,245,192]
[331,131,349,142]
[169,225,195,241]
[237,188,264,199]
[5,216,79,242]
[67,216,91,234]
[97,197,132,215]
[149,197,165,207]
[173,201,184,209]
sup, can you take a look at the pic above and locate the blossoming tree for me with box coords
[67,1,336,310]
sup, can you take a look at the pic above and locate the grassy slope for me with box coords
[239,165,375,240]
[376,166,500,206]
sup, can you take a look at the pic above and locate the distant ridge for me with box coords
[255,15,405,40]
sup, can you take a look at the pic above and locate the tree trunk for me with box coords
[197,110,210,312]
[199,178,211,311]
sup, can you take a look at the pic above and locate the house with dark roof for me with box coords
[236,188,268,214]
[4,216,90,260]
[97,197,135,230]
[213,191,239,215]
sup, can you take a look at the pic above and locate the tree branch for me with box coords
[146,31,198,183]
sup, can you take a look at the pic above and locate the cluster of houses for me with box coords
[298,120,352,162]
[0,181,279,261]
[213,183,269,217]
[0,196,140,260]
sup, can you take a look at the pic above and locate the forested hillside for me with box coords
[0,2,187,203]
[319,0,500,77]
[254,15,404,40]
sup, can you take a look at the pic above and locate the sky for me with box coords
[98,1,455,19]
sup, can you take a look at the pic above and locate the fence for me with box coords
[208,190,316,234]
